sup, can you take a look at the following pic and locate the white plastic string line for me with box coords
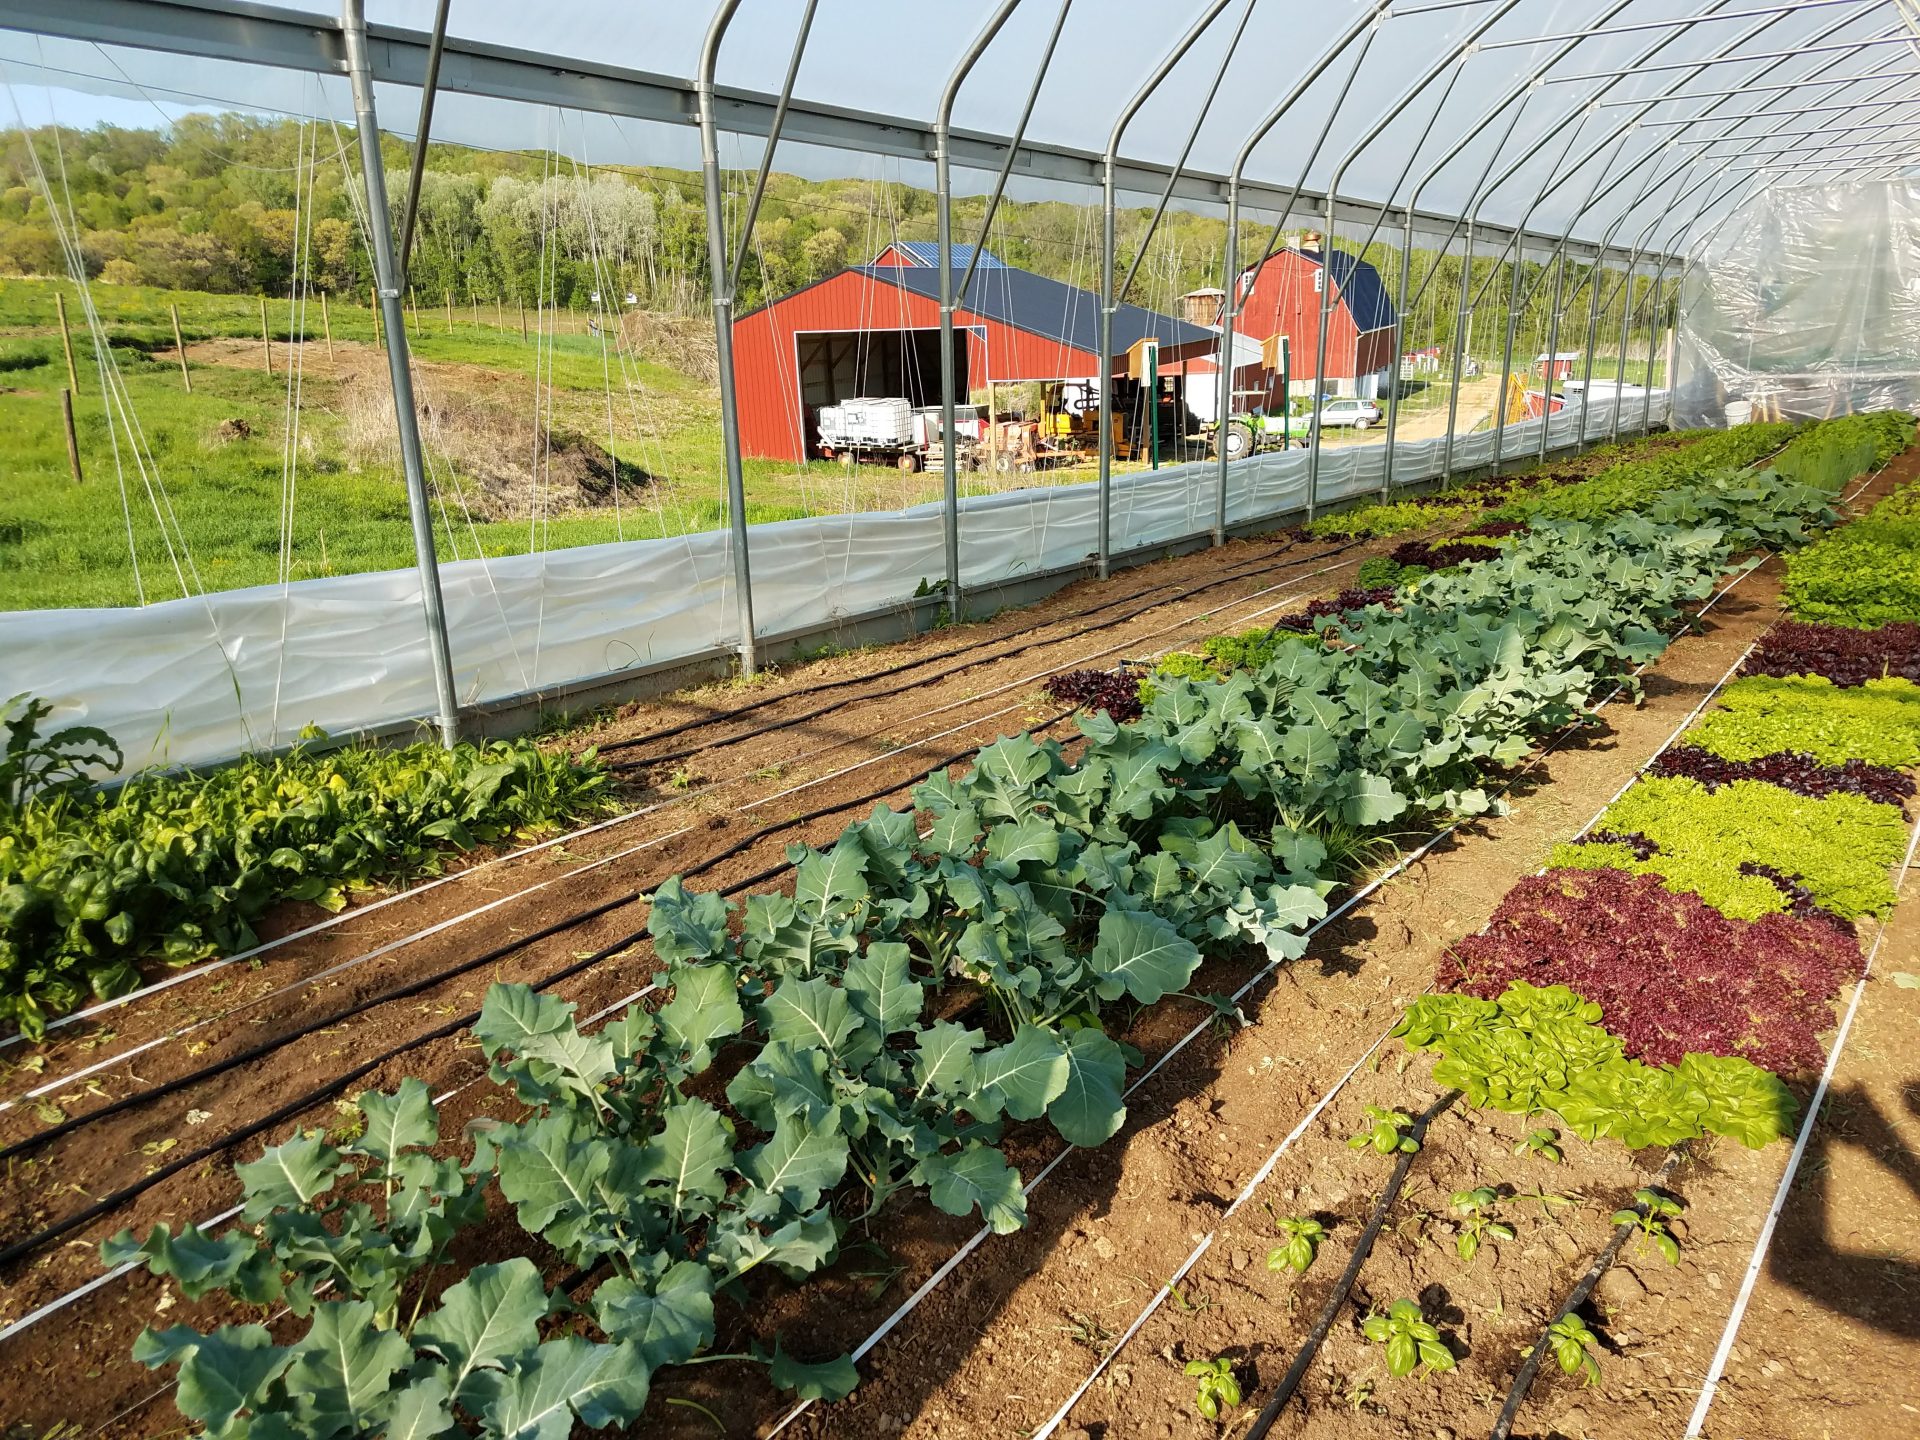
[0,1018,542,1347]
[0,1198,244,1346]
[767,534,1779,1437]
[1682,811,1920,1439]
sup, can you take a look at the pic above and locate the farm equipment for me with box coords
[815,398,987,472]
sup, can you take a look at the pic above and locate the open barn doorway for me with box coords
[793,328,969,453]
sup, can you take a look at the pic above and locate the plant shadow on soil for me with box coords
[1765,1081,1920,1340]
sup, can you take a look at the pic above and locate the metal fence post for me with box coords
[342,0,460,748]
[1492,245,1526,474]
[935,0,1025,623]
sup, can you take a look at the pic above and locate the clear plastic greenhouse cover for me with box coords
[4,0,1911,249]
[1676,179,1920,429]
[0,405,1653,773]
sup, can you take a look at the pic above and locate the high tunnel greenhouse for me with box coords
[3,2,1920,1438]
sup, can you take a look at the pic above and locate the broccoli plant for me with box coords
[1547,1313,1603,1386]
[1360,1299,1456,1378]
[1348,1105,1419,1156]
[1266,1215,1328,1275]
[1448,1186,1516,1264]
[1611,1187,1684,1265]
[1184,1356,1242,1418]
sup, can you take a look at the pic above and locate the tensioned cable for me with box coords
[270,107,318,739]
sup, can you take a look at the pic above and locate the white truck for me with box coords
[815,398,986,471]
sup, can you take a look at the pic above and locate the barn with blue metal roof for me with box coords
[731,248,1214,462]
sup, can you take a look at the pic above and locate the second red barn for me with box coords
[1181,233,1400,413]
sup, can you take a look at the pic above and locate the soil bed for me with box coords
[0,433,1760,1434]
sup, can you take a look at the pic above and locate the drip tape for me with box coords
[1243,1091,1462,1440]
[1491,1151,1686,1440]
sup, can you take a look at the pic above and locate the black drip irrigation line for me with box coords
[611,538,1368,772]
[1244,1089,1462,1440]
[595,533,1319,759]
[0,714,1082,1274]
[1489,1150,1686,1440]
[0,891,641,1167]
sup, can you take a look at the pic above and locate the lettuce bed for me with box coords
[1689,674,1920,769]
[1550,776,1904,922]
[1443,868,1856,1071]
[1743,619,1920,687]
[1784,422,1920,627]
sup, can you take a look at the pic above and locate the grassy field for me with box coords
[0,278,1010,610]
[0,275,1670,611]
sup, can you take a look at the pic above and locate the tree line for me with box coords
[0,114,1666,352]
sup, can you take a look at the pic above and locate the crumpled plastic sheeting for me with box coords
[1676,179,1920,429]
[0,398,1653,773]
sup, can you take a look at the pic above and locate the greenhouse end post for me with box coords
[697,0,758,676]
[342,0,460,748]
[1098,0,1234,581]
[1611,262,1639,443]
[936,0,1065,622]
[1538,251,1566,462]
[1492,244,1525,474]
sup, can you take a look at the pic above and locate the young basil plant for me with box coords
[1361,1299,1455,1378]
[1184,1356,1242,1418]
[1548,1313,1603,1385]
[1348,1105,1419,1156]
[1513,1126,1564,1163]
[1611,1186,1685,1265]
[1266,1216,1327,1275]
[1449,1186,1516,1264]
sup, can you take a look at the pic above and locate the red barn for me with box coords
[732,259,1214,461]
[1182,236,1400,405]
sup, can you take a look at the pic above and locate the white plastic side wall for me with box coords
[0,398,1657,773]
[1676,179,1920,429]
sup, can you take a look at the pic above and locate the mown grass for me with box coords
[0,278,951,610]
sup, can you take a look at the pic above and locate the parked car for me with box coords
[1311,398,1383,430]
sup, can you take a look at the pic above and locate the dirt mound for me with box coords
[341,371,654,522]
[619,310,717,383]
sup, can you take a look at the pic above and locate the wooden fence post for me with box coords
[445,288,453,333]
[519,297,527,342]
[321,290,334,363]
[409,286,419,335]
[169,303,192,393]
[259,294,272,374]
[54,290,79,394]
[60,389,83,484]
